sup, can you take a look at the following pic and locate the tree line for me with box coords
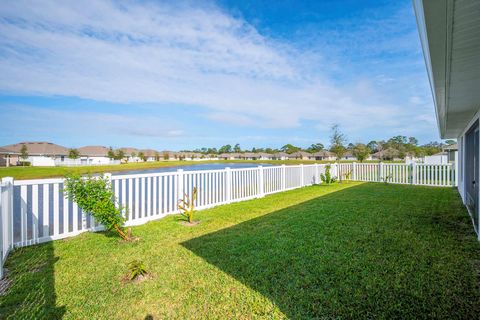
[16,124,454,163]
[184,125,455,161]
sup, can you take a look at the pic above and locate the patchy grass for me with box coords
[0,182,479,319]
[0,159,398,180]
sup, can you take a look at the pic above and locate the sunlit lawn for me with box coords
[1,182,479,319]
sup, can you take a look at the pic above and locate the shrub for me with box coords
[127,260,148,280]
[178,187,197,223]
[320,165,337,184]
[64,174,133,241]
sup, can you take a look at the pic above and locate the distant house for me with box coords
[138,149,159,162]
[120,147,140,162]
[0,142,68,166]
[442,144,458,163]
[178,152,204,161]
[339,151,358,161]
[311,150,335,161]
[241,152,257,160]
[289,151,313,160]
[256,152,273,160]
[218,153,240,160]
[0,147,19,167]
[271,152,288,160]
[159,151,178,161]
[371,148,401,161]
[76,146,116,165]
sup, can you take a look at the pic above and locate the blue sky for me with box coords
[0,0,437,150]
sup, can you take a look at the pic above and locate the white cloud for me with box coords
[0,0,434,136]
[0,104,184,141]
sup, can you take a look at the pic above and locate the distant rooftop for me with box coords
[1,142,68,155]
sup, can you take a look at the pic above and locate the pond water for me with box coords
[113,162,273,176]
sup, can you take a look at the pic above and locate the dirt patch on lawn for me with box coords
[179,221,200,227]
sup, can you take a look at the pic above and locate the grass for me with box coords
[1,182,479,319]
[0,159,397,180]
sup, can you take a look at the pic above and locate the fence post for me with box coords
[258,166,264,197]
[281,165,286,190]
[1,177,14,278]
[352,162,357,181]
[379,162,384,182]
[300,164,304,186]
[225,167,232,203]
[315,163,319,184]
[332,163,338,179]
[412,162,417,185]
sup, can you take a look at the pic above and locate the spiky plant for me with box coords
[127,260,148,280]
[178,187,198,223]
[343,170,352,181]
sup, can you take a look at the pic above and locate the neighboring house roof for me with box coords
[78,146,109,157]
[443,144,458,151]
[218,153,241,158]
[372,148,400,159]
[139,149,158,157]
[256,152,271,157]
[161,151,178,157]
[120,147,139,155]
[242,152,257,158]
[313,150,334,157]
[218,153,231,157]
[0,147,19,155]
[342,151,355,158]
[178,152,202,158]
[290,151,312,158]
[1,142,68,156]
[274,152,289,157]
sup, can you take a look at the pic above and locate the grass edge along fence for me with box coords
[0,162,457,278]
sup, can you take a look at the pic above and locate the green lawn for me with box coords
[0,159,395,180]
[1,182,479,319]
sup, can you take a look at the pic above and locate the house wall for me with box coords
[456,108,480,239]
[29,156,56,166]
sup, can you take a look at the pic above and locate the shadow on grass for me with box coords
[0,241,65,319]
[182,183,480,319]
[0,195,65,319]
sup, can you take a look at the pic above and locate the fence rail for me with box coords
[0,162,457,277]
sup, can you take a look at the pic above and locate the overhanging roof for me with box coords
[413,0,480,138]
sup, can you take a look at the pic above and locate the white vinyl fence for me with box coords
[337,162,457,186]
[0,162,457,277]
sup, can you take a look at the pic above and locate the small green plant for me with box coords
[127,260,148,281]
[382,174,393,184]
[320,165,337,184]
[343,170,352,181]
[64,174,133,241]
[178,187,197,223]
